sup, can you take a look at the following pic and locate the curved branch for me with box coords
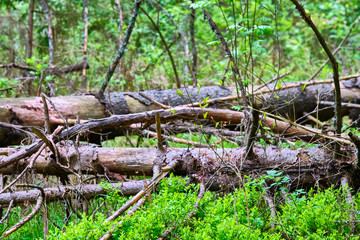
[290,0,341,156]
[98,0,142,99]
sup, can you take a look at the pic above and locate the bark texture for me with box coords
[0,146,356,190]
[0,181,145,207]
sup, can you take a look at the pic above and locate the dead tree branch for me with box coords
[290,0,341,157]
[98,0,142,99]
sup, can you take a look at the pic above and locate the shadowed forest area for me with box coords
[1,0,360,239]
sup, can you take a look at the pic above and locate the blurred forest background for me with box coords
[1,0,359,96]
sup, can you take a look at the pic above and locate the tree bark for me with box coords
[81,0,89,92]
[0,146,356,190]
[1,78,360,146]
[26,0,34,60]
[0,181,145,207]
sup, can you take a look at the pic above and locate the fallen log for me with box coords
[1,76,360,146]
[0,146,356,190]
[1,75,360,127]
[0,181,145,207]
[0,107,351,169]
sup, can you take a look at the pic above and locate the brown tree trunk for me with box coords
[81,0,89,92]
[1,79,360,146]
[0,181,145,207]
[0,146,356,190]
[26,0,34,60]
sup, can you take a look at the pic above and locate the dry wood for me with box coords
[158,184,206,239]
[341,176,356,231]
[99,198,146,240]
[0,106,351,169]
[0,185,44,239]
[0,145,356,190]
[0,181,145,207]
[104,159,178,223]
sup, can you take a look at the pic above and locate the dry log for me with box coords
[0,146,357,190]
[0,62,89,74]
[1,76,360,146]
[0,181,144,207]
[1,77,360,127]
[0,106,351,169]
[0,95,105,126]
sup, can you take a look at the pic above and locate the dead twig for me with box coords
[308,15,360,80]
[104,160,178,223]
[158,184,206,240]
[0,126,62,195]
[290,0,341,157]
[0,185,45,239]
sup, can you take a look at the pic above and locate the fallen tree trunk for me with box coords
[0,107,351,169]
[0,181,145,207]
[1,76,360,127]
[1,76,360,146]
[0,146,356,190]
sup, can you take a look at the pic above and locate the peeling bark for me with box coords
[0,181,145,207]
[0,146,356,190]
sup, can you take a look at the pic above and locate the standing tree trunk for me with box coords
[25,0,35,95]
[114,0,124,87]
[26,0,34,60]
[39,0,56,96]
[81,0,89,92]
[190,0,197,86]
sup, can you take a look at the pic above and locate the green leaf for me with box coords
[203,112,208,119]
[302,84,307,91]
[176,89,183,97]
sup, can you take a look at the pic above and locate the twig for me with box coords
[0,185,44,239]
[0,144,45,194]
[340,176,356,231]
[42,93,68,129]
[0,199,13,223]
[183,74,360,108]
[306,114,324,128]
[39,0,55,67]
[190,0,197,86]
[138,91,170,109]
[0,63,35,72]
[158,184,206,239]
[290,0,341,157]
[308,15,360,80]
[155,112,165,152]
[104,160,178,223]
[154,1,191,82]
[81,0,89,92]
[245,106,259,159]
[43,204,48,239]
[256,108,351,145]
[321,101,360,109]
[140,7,181,88]
[41,93,51,134]
[264,187,277,227]
[0,126,62,195]
[99,198,146,240]
[253,71,291,92]
[202,8,248,108]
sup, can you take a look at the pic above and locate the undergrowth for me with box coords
[2,174,359,239]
